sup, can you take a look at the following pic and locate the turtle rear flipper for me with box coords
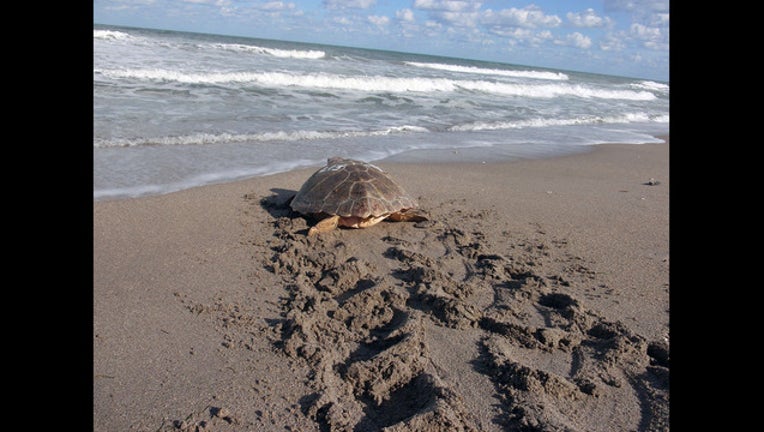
[387,209,428,222]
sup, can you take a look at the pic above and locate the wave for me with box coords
[205,43,325,59]
[632,80,669,92]
[94,28,324,59]
[449,112,669,132]
[405,62,568,80]
[457,81,655,100]
[93,29,134,41]
[93,125,429,148]
[95,68,656,100]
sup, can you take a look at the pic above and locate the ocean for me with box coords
[93,24,669,200]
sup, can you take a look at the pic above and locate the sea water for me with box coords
[93,24,669,200]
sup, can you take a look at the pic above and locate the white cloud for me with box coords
[604,0,668,13]
[599,33,625,51]
[481,5,561,29]
[413,0,481,12]
[554,32,592,49]
[396,8,415,23]
[413,0,482,28]
[630,23,667,50]
[604,0,669,46]
[441,11,481,27]
[652,13,669,26]
[101,0,156,11]
[630,23,659,39]
[490,27,552,48]
[179,0,231,6]
[537,30,553,41]
[567,8,611,28]
[503,27,532,39]
[368,15,389,27]
[258,2,294,11]
[323,0,376,9]
[333,16,352,25]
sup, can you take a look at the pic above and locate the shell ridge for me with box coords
[290,157,417,219]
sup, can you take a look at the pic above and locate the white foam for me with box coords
[405,62,569,80]
[93,29,134,41]
[457,81,655,100]
[206,43,325,59]
[93,126,430,148]
[632,80,669,92]
[95,68,655,100]
[449,112,669,132]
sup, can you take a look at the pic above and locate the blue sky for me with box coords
[93,0,669,81]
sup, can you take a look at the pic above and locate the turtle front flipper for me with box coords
[387,209,429,222]
[308,215,341,236]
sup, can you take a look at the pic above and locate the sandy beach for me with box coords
[93,139,669,431]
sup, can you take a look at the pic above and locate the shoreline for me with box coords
[94,136,667,203]
[94,138,669,431]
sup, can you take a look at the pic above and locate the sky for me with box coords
[93,0,670,81]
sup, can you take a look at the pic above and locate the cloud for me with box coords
[413,0,482,28]
[413,0,481,12]
[603,1,668,29]
[368,15,389,27]
[257,1,294,11]
[100,0,156,11]
[179,0,233,7]
[333,16,352,25]
[599,33,625,51]
[481,5,561,29]
[444,11,482,27]
[652,13,669,26]
[630,23,659,39]
[492,27,552,48]
[630,23,667,50]
[415,2,562,31]
[396,8,415,23]
[488,26,529,38]
[555,32,592,49]
[537,30,553,41]
[567,8,611,28]
[604,0,668,13]
[323,0,376,9]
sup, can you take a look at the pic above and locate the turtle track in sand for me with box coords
[252,194,669,431]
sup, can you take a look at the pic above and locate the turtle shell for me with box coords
[290,157,418,219]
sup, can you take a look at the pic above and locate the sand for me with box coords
[93,139,669,431]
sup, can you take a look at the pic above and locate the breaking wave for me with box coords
[405,62,569,80]
[95,68,656,100]
[449,112,669,132]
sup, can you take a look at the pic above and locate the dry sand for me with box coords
[93,139,669,431]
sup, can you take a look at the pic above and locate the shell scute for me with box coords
[290,157,418,219]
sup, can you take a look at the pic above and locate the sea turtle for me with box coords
[290,157,428,236]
